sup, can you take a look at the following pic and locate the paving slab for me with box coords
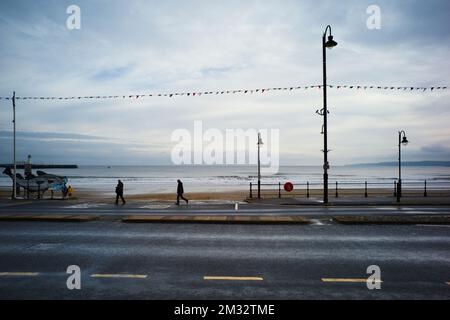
[334,215,450,224]
[122,215,311,224]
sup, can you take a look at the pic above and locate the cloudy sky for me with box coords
[0,0,449,165]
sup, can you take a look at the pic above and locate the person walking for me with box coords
[115,180,126,205]
[176,179,189,205]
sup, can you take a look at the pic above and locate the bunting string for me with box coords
[0,84,447,101]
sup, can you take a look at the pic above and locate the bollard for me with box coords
[235,203,239,211]
[365,181,368,198]
[335,181,338,198]
[249,183,253,199]
[307,182,310,198]
[394,181,397,197]
[278,182,281,199]
[424,180,427,197]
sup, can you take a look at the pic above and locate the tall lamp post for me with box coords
[12,92,17,200]
[321,25,338,204]
[397,130,409,202]
[257,132,263,199]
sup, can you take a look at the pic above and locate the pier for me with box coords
[0,164,78,169]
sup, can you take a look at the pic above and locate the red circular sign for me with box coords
[284,182,294,192]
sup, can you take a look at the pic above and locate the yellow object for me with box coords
[0,272,40,277]
[321,278,383,283]
[90,274,147,279]
[203,276,263,281]
[67,185,74,197]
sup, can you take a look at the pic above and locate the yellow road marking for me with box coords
[204,276,263,281]
[0,272,40,276]
[90,274,147,279]
[322,278,383,283]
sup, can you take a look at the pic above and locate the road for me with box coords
[1,200,450,218]
[0,219,449,299]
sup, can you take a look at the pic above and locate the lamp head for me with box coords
[325,35,338,49]
[401,136,409,145]
[257,137,264,146]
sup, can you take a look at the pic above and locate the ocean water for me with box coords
[1,165,450,194]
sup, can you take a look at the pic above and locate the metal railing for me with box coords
[249,180,450,199]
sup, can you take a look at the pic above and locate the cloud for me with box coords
[421,145,450,156]
[0,0,449,165]
[0,131,169,165]
[92,65,134,82]
[0,130,106,141]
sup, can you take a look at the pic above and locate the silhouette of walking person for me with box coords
[176,179,189,205]
[115,180,126,205]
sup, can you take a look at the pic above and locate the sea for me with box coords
[1,165,450,195]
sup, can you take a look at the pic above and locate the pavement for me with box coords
[246,196,450,206]
[0,220,448,299]
[0,199,450,224]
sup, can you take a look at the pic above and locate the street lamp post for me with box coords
[12,91,17,200]
[397,130,409,202]
[257,132,263,199]
[321,25,338,204]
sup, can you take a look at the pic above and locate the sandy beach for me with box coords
[2,186,448,203]
[0,187,248,202]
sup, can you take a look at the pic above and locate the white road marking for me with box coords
[310,219,325,226]
[139,205,171,209]
[64,203,107,209]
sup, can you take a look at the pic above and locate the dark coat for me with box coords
[177,181,184,195]
[115,181,124,194]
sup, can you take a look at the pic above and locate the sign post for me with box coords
[257,133,263,199]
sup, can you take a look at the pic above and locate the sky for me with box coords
[0,0,449,166]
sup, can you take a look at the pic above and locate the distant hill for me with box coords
[345,161,450,167]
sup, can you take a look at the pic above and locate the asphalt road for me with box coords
[1,200,450,218]
[0,220,449,299]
